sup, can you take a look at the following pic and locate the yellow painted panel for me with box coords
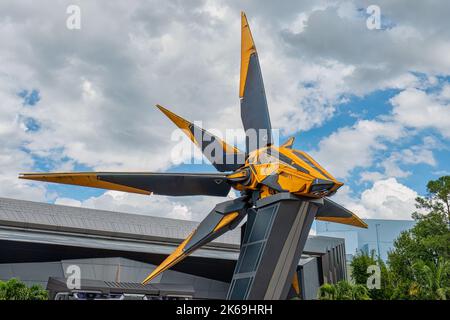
[316,215,368,229]
[142,231,195,285]
[292,271,300,296]
[298,151,338,183]
[239,12,257,98]
[156,104,198,145]
[226,171,247,179]
[213,211,239,232]
[281,136,295,148]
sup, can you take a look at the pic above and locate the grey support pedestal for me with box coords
[227,193,321,300]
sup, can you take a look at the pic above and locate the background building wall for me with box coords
[0,257,230,299]
[316,219,416,261]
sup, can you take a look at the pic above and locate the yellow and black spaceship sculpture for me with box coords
[19,12,367,300]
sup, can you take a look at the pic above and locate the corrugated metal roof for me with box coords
[0,197,239,247]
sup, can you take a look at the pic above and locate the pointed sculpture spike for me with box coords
[156,104,244,172]
[142,231,194,284]
[239,12,273,152]
[142,198,247,284]
[315,198,368,228]
[239,12,257,98]
[281,136,295,149]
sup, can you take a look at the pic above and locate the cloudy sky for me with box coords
[1,0,449,223]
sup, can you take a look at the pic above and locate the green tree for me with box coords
[350,250,394,299]
[415,176,450,228]
[318,281,371,300]
[425,176,450,224]
[0,278,48,300]
[387,176,450,299]
[410,258,450,300]
[350,250,377,285]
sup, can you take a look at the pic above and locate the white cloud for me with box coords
[332,178,418,220]
[310,119,405,178]
[359,142,438,182]
[282,1,450,94]
[55,190,238,222]
[359,171,385,183]
[440,84,450,101]
[391,87,450,138]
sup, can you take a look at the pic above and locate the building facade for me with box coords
[316,219,416,262]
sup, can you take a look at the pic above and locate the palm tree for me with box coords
[412,258,450,299]
[318,281,371,300]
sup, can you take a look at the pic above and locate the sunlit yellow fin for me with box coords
[315,198,368,228]
[292,271,300,296]
[213,211,239,232]
[156,104,240,154]
[316,215,368,229]
[281,136,295,149]
[156,104,244,172]
[142,232,194,285]
[142,211,241,284]
[239,11,257,98]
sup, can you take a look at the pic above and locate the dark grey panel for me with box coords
[315,197,353,218]
[183,211,224,253]
[214,196,248,214]
[255,192,323,208]
[98,173,231,197]
[261,174,287,192]
[183,199,249,254]
[299,258,320,300]
[241,54,272,153]
[262,202,317,299]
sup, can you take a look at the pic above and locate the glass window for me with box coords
[242,211,256,244]
[248,206,275,242]
[229,277,252,300]
[238,242,263,273]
